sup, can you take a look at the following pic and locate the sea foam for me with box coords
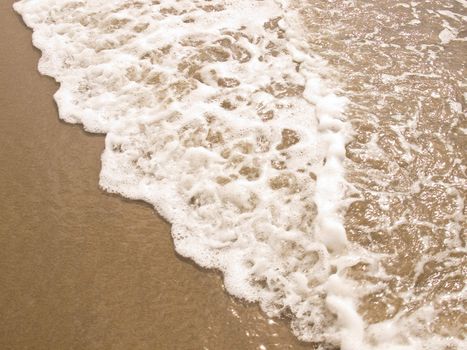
[14,1,462,349]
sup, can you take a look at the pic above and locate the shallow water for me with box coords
[300,0,466,346]
[12,0,466,349]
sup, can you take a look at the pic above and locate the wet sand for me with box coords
[0,2,310,349]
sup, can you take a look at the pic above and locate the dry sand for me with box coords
[0,1,310,349]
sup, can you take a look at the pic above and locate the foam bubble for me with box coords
[14,0,464,349]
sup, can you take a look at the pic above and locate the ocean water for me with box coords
[13,0,465,349]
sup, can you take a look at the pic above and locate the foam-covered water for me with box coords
[300,0,466,349]
[14,0,465,349]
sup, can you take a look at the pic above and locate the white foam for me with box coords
[439,28,457,45]
[14,0,464,349]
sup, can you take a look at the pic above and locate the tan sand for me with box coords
[0,1,311,349]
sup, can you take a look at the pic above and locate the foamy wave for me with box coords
[15,0,462,349]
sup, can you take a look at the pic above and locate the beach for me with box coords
[2,0,465,349]
[0,2,310,349]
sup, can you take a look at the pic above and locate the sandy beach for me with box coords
[0,2,310,349]
[3,0,465,348]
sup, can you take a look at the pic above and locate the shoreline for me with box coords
[0,2,310,349]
